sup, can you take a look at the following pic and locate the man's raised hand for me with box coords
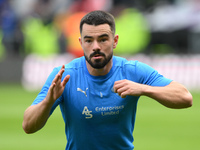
[46,65,70,103]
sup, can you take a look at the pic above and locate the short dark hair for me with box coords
[80,10,115,35]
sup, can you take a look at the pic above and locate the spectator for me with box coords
[22,0,66,56]
[0,0,23,56]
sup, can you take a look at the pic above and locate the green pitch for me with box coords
[0,83,199,150]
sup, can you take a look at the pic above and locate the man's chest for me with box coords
[63,79,130,122]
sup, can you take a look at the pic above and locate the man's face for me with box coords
[79,24,118,69]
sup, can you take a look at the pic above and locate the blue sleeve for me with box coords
[125,61,172,86]
[31,67,63,115]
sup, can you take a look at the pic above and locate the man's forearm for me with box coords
[22,98,54,134]
[143,81,193,109]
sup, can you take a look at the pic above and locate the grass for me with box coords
[0,83,199,150]
[0,83,66,150]
[134,91,200,150]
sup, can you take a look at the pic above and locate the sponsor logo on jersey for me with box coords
[82,106,93,119]
[77,87,88,97]
[95,105,124,116]
[82,105,125,119]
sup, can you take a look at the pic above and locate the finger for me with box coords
[59,65,65,75]
[114,81,130,98]
[121,94,127,98]
[114,79,127,85]
[113,80,123,88]
[116,86,127,94]
[48,82,56,98]
[56,65,65,81]
[54,66,65,83]
[62,75,70,87]
[53,73,61,84]
[113,80,126,93]
[51,65,65,88]
[113,84,120,93]
[120,89,129,98]
[115,89,127,98]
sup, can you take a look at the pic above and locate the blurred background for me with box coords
[0,0,200,150]
[0,0,200,90]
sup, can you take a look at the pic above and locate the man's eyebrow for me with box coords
[84,35,93,39]
[83,34,109,39]
[99,34,109,38]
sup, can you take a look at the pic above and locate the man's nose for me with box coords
[93,40,100,51]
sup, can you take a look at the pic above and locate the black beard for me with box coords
[84,51,113,69]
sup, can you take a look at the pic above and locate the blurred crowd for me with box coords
[1,0,200,60]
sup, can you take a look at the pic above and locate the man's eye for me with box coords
[86,40,92,43]
[100,39,107,42]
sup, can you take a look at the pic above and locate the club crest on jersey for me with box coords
[82,106,93,119]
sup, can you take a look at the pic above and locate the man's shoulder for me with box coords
[114,56,138,67]
[52,57,84,73]
[65,56,84,69]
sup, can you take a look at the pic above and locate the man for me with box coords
[22,10,193,150]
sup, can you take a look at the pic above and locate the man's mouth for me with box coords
[93,54,103,58]
[91,52,105,59]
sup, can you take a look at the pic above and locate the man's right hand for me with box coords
[46,65,70,104]
[22,65,70,134]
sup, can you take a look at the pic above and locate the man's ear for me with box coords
[113,34,119,49]
[79,37,82,46]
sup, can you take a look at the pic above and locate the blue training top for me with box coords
[32,56,172,150]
